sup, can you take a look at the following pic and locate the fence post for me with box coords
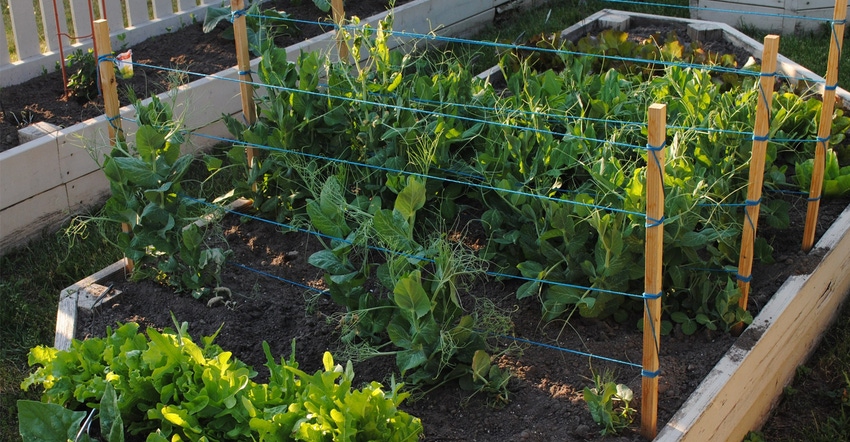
[231,0,257,167]
[732,35,779,335]
[331,0,349,62]
[641,102,666,440]
[802,0,847,251]
[94,18,133,272]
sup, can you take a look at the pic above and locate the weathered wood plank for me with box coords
[0,187,70,254]
[66,171,111,212]
[9,0,42,60]
[152,0,175,19]
[68,0,93,39]
[127,0,152,27]
[102,0,125,34]
[0,134,61,211]
[39,0,68,52]
[54,291,78,350]
[656,203,850,441]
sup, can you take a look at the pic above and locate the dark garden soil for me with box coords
[74,194,850,442]
[0,0,413,151]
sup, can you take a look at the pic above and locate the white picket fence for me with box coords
[1,0,224,87]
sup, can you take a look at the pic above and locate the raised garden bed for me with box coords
[41,7,850,442]
[0,0,543,254]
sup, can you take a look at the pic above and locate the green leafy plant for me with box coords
[796,149,850,197]
[91,96,230,296]
[582,371,635,435]
[20,320,423,441]
[203,2,294,56]
[65,48,98,102]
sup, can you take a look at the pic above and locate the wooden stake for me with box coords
[94,20,122,143]
[733,35,780,335]
[331,0,349,62]
[94,19,133,273]
[231,0,257,167]
[641,103,666,440]
[802,0,847,251]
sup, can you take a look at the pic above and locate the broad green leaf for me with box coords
[393,270,430,319]
[17,400,86,441]
[396,349,427,373]
[100,383,124,442]
[373,209,412,250]
[394,177,426,221]
[135,125,166,163]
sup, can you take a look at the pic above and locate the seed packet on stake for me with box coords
[115,50,133,79]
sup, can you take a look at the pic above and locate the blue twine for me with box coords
[190,131,648,218]
[752,134,769,142]
[127,58,648,152]
[736,273,753,283]
[180,194,649,303]
[643,291,663,300]
[817,135,831,144]
[229,7,248,22]
[238,70,253,76]
[229,261,329,294]
[824,84,838,91]
[645,215,665,228]
[807,195,822,202]
[641,368,661,378]
[494,334,643,369]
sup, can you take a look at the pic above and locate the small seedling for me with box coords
[582,371,635,435]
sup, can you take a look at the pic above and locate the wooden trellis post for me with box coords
[331,0,349,62]
[641,102,666,440]
[231,0,257,167]
[733,35,780,335]
[802,0,847,251]
[94,18,133,273]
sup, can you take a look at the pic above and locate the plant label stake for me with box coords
[803,0,847,251]
[94,18,133,273]
[641,103,666,439]
[733,35,780,335]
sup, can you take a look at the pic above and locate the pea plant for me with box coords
[306,174,512,397]
[223,17,840,345]
[92,96,230,296]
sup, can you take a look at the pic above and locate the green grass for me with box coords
[1,0,849,440]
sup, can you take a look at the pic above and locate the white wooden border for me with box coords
[695,0,849,32]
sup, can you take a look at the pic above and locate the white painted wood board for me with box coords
[0,186,70,253]
[152,0,175,19]
[127,0,152,27]
[69,0,93,37]
[0,135,62,211]
[9,0,42,60]
[39,0,67,53]
[102,0,125,33]
[66,171,111,212]
[55,260,128,349]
